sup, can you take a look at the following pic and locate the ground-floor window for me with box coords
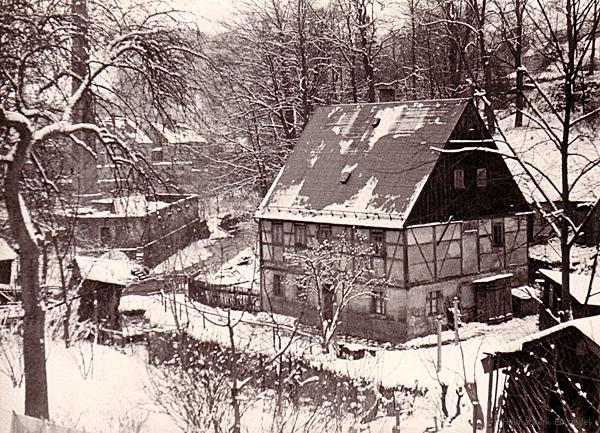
[296,284,307,302]
[370,289,386,315]
[426,290,443,316]
[322,283,334,320]
[272,274,283,297]
[100,226,111,243]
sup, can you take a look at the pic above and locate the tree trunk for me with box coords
[590,0,598,75]
[227,311,241,433]
[515,0,525,127]
[1,115,49,419]
[560,0,576,321]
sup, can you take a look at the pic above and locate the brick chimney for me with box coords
[378,87,396,103]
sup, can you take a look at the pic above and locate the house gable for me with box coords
[406,102,530,225]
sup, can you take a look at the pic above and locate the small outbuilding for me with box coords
[72,256,131,332]
[472,273,513,323]
[0,238,18,303]
[537,268,600,329]
[483,315,600,433]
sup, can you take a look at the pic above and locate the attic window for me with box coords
[339,171,351,184]
[372,118,381,128]
[477,168,488,187]
[453,169,465,189]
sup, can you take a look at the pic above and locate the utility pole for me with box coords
[437,314,443,372]
[453,297,460,345]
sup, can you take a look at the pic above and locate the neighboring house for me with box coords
[500,122,600,246]
[146,121,208,189]
[255,98,531,342]
[0,238,18,303]
[97,117,208,191]
[483,315,600,433]
[536,268,600,329]
[64,192,209,268]
[72,255,131,332]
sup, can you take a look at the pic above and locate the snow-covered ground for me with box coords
[0,336,176,433]
[0,290,538,433]
[142,293,538,432]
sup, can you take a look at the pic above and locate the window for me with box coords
[492,221,505,247]
[317,225,332,243]
[115,226,126,240]
[296,284,307,302]
[99,226,111,243]
[370,289,386,315]
[426,290,443,316]
[272,274,283,297]
[477,168,488,187]
[151,148,164,162]
[294,223,307,248]
[339,170,352,184]
[370,230,385,257]
[454,169,465,189]
[272,222,283,245]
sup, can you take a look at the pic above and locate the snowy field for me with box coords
[0,293,538,433]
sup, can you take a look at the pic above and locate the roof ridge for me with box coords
[314,98,471,109]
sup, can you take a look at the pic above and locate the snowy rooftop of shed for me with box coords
[256,99,470,228]
[539,268,600,306]
[492,314,600,356]
[75,256,131,286]
[472,273,513,284]
[152,122,207,144]
[0,239,17,261]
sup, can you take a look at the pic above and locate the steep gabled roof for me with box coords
[256,99,473,228]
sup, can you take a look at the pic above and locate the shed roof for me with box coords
[74,256,130,286]
[539,269,600,306]
[491,314,600,357]
[0,239,17,261]
[256,99,473,228]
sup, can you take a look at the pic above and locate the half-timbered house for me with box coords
[255,99,531,342]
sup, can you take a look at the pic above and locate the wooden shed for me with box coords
[537,268,600,329]
[483,316,600,433]
[473,273,513,323]
[0,238,18,304]
[72,256,130,333]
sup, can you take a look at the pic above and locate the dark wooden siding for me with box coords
[407,104,529,225]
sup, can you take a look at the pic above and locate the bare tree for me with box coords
[0,0,205,418]
[285,231,386,354]
[502,0,600,321]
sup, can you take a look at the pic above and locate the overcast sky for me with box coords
[166,0,239,33]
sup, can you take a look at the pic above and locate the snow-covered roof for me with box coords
[0,239,17,261]
[256,99,479,228]
[539,268,600,306]
[472,273,513,284]
[194,247,258,290]
[74,256,130,286]
[493,314,600,355]
[112,193,149,217]
[152,122,207,144]
[511,286,540,301]
[498,116,600,203]
[106,117,153,145]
